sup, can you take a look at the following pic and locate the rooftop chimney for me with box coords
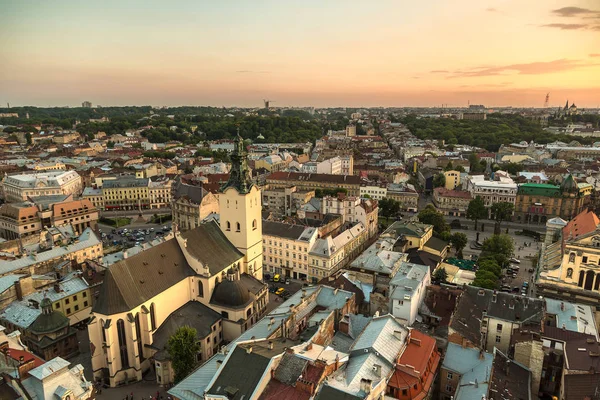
[246,346,253,354]
[372,364,381,378]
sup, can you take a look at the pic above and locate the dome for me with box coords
[211,274,252,308]
[29,299,69,335]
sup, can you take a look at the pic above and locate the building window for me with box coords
[445,384,453,393]
[236,222,240,232]
[447,372,453,380]
[226,221,231,231]
[101,319,107,342]
[135,313,145,362]
[74,305,79,311]
[252,219,257,230]
[150,303,156,330]
[65,298,70,305]
[496,335,502,343]
[496,324,502,332]
[569,253,576,263]
[583,256,588,263]
[66,308,71,314]
[84,301,88,307]
[73,295,78,301]
[198,281,204,298]
[117,319,129,368]
[566,268,573,278]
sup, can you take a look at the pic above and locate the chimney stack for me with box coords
[246,346,253,354]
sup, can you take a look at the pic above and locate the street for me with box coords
[98,221,173,250]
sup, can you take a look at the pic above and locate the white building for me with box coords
[316,156,342,175]
[1,170,83,203]
[360,184,387,200]
[388,262,431,325]
[464,173,517,209]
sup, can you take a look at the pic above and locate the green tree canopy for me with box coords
[450,232,468,259]
[168,326,201,383]
[418,205,449,235]
[481,234,514,267]
[466,196,487,230]
[433,267,448,283]
[490,202,514,234]
[433,173,446,188]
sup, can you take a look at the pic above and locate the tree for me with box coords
[472,270,499,289]
[450,232,468,259]
[418,205,449,235]
[469,153,483,173]
[466,196,487,230]
[433,267,448,283]
[107,141,115,148]
[25,132,32,145]
[168,326,201,383]
[444,161,454,171]
[433,173,446,188]
[490,202,514,235]
[481,234,514,267]
[477,257,502,277]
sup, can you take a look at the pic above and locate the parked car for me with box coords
[510,257,521,264]
[264,273,272,281]
[275,288,285,296]
[285,278,290,285]
[273,274,281,282]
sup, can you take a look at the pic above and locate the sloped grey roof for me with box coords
[274,352,307,385]
[151,301,222,352]
[92,239,195,315]
[180,221,244,275]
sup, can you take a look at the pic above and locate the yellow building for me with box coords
[444,170,461,190]
[538,210,600,305]
[88,134,267,387]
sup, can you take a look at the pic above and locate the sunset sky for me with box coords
[1,0,599,108]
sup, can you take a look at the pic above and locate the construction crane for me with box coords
[544,93,550,108]
[263,99,275,109]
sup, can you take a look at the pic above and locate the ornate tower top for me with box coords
[221,130,253,194]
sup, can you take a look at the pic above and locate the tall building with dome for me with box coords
[87,134,268,387]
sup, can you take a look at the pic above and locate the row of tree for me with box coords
[472,234,515,289]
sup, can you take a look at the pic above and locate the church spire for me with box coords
[221,128,253,194]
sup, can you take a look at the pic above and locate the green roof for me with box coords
[518,183,561,197]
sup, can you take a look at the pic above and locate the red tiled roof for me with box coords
[267,172,362,185]
[563,209,600,241]
[434,187,472,199]
[398,330,438,376]
[259,380,310,400]
[7,349,45,369]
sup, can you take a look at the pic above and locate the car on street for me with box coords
[285,278,290,285]
[510,257,521,263]
[273,274,281,282]
[275,288,285,296]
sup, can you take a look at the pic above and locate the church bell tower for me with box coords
[219,133,263,280]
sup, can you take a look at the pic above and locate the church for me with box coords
[88,135,267,387]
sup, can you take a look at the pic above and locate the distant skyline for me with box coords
[1,0,599,108]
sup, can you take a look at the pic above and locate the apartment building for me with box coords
[433,187,472,217]
[171,178,219,231]
[262,185,315,216]
[0,195,99,240]
[266,172,363,196]
[1,170,83,202]
[386,183,419,212]
[263,220,368,282]
[464,173,517,215]
[82,176,172,211]
[360,184,387,200]
[319,195,379,239]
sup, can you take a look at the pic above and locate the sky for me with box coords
[1,0,599,108]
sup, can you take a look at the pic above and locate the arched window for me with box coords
[226,221,231,231]
[252,219,257,231]
[569,253,576,263]
[117,319,129,368]
[236,222,241,232]
[100,319,107,343]
[247,308,252,318]
[150,303,156,331]
[135,313,145,361]
[566,268,573,278]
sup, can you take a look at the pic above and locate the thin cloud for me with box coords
[591,54,600,57]
[412,76,420,79]
[486,7,498,12]
[541,23,588,30]
[551,7,600,17]
[448,58,594,78]
[235,70,271,74]
[430,70,449,73]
